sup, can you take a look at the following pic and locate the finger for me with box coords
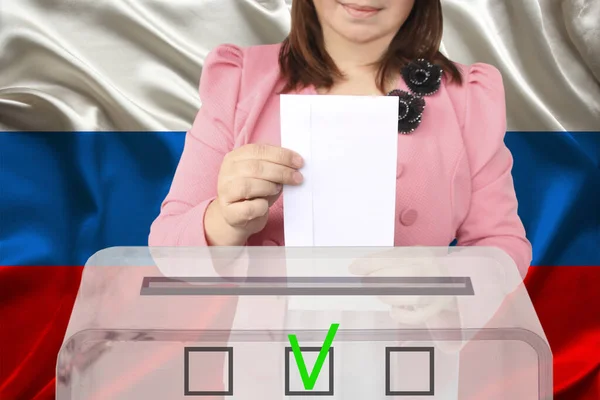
[348,258,381,276]
[377,294,423,307]
[378,294,453,308]
[238,144,304,168]
[266,191,282,207]
[348,257,408,276]
[389,298,449,325]
[348,254,440,276]
[235,159,303,185]
[347,248,410,276]
[389,307,429,325]
[221,178,282,204]
[223,198,269,227]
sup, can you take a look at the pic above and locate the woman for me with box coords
[149,0,532,277]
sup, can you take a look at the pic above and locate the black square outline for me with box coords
[385,346,434,396]
[285,346,334,396]
[184,346,233,396]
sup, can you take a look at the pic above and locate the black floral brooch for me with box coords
[387,59,442,134]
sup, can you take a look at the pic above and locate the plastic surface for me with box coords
[57,246,552,399]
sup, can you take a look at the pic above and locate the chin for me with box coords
[329,10,398,45]
[337,25,388,45]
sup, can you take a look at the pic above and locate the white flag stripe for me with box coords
[0,0,598,131]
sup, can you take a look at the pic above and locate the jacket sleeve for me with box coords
[149,44,243,246]
[455,63,533,279]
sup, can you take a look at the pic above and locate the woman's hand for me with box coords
[348,248,457,325]
[204,144,304,246]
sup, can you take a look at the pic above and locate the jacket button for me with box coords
[399,209,418,226]
[396,164,404,179]
[262,239,279,246]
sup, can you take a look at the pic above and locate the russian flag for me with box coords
[1,1,599,399]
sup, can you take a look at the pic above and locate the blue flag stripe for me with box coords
[0,131,598,266]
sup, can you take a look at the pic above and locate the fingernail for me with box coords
[293,155,304,168]
[276,183,283,192]
[293,171,304,184]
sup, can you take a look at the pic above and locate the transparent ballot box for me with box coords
[57,247,552,399]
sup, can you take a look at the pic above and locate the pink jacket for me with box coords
[149,43,532,277]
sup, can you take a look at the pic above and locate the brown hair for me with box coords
[278,0,462,93]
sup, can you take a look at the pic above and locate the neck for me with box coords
[322,28,393,78]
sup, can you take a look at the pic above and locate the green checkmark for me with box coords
[288,323,339,390]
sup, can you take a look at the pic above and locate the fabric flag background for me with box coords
[0,0,599,399]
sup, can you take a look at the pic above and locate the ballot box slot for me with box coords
[140,276,474,296]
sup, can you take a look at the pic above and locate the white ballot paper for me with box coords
[280,94,399,247]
